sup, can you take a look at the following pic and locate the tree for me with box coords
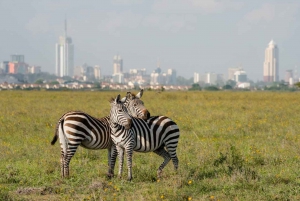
[204,86,219,91]
[222,85,233,90]
[226,80,236,87]
[35,79,43,84]
[189,83,201,91]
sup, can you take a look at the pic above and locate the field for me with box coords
[0,91,300,200]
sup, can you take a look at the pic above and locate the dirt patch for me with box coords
[16,187,54,195]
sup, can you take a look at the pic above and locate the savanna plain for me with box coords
[0,91,300,201]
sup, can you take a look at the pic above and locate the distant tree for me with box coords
[176,76,193,85]
[222,85,233,90]
[226,80,237,87]
[35,79,43,84]
[50,81,59,85]
[204,86,219,91]
[294,82,300,88]
[189,83,201,91]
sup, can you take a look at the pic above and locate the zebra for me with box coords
[109,94,180,181]
[50,90,150,178]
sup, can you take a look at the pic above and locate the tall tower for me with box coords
[55,19,74,77]
[263,40,279,82]
[113,55,123,75]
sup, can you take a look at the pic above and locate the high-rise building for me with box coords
[94,65,101,80]
[55,19,74,77]
[228,67,243,80]
[263,40,279,82]
[11,55,24,63]
[113,55,123,75]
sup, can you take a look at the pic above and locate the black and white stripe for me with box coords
[109,94,180,181]
[51,90,149,178]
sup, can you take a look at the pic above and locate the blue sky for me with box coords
[0,0,299,81]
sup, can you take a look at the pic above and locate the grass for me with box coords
[0,90,300,200]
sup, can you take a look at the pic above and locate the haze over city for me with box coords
[0,0,299,81]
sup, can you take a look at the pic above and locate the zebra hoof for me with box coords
[127,177,132,181]
[157,170,162,178]
[107,173,114,179]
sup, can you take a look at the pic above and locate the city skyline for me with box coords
[0,1,299,81]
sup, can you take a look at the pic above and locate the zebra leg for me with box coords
[125,147,133,181]
[108,144,118,178]
[165,144,179,171]
[116,146,124,179]
[60,149,65,178]
[153,146,171,178]
[63,143,79,178]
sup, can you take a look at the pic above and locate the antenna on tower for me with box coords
[64,14,67,38]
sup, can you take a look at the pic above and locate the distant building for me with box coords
[55,19,74,77]
[263,40,279,82]
[228,67,243,80]
[234,70,247,82]
[11,55,24,63]
[28,66,41,74]
[112,73,124,83]
[194,73,200,83]
[113,55,123,74]
[8,62,28,74]
[206,72,217,85]
[285,70,293,83]
[94,65,101,80]
[0,61,9,73]
[166,69,177,85]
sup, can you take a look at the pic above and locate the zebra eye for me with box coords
[118,109,123,112]
[133,103,137,107]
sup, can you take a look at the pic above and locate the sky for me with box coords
[0,0,299,81]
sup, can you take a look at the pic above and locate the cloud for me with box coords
[111,0,144,5]
[239,2,300,38]
[142,14,197,32]
[152,0,243,14]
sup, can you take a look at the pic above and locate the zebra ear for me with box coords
[115,94,121,103]
[136,89,143,99]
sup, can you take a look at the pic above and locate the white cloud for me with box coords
[238,3,299,38]
[111,0,143,4]
[142,14,197,32]
[152,0,243,14]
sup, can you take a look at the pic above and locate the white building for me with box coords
[234,70,247,82]
[55,20,74,77]
[263,40,279,82]
[94,65,101,80]
[166,69,177,85]
[194,72,200,83]
[228,67,243,80]
[206,72,217,84]
[113,55,123,74]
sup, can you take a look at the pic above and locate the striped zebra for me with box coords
[51,90,149,178]
[109,94,180,181]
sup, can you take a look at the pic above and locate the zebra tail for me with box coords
[51,119,64,145]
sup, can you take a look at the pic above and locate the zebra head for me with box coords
[121,89,150,120]
[110,94,132,130]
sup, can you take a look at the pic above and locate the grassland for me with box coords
[0,91,300,200]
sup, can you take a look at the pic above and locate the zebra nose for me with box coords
[142,109,150,120]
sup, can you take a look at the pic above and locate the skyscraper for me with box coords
[263,40,279,82]
[55,19,74,77]
[113,55,123,75]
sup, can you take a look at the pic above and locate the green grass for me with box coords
[0,91,300,200]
